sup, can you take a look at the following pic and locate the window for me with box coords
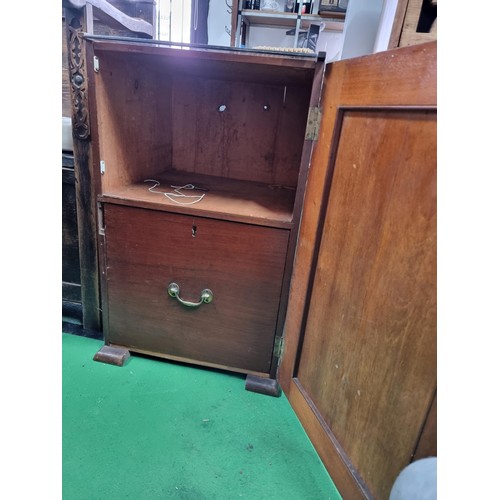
[157,0,192,42]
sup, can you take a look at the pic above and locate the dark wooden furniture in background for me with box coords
[278,41,437,498]
[86,38,325,394]
[62,11,81,321]
[62,153,82,310]
[62,0,156,329]
[389,0,437,48]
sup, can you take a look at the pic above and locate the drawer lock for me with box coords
[167,282,213,308]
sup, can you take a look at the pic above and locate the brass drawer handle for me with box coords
[167,282,213,308]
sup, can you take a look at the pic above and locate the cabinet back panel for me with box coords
[172,78,309,187]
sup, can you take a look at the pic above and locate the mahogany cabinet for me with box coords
[82,32,436,499]
[86,37,325,394]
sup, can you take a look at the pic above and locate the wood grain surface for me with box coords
[99,170,296,229]
[297,109,436,498]
[102,204,290,374]
[278,41,437,499]
[91,47,311,193]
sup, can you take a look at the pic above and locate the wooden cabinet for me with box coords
[87,37,324,394]
[83,33,436,497]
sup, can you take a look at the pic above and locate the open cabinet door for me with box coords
[279,42,437,499]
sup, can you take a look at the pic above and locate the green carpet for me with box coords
[63,333,341,499]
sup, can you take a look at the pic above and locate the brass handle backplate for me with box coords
[167,282,213,308]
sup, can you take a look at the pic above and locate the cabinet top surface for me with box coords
[85,34,321,64]
[86,35,321,85]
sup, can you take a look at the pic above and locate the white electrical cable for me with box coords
[144,179,206,205]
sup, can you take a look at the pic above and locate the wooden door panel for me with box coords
[279,42,437,499]
[297,109,436,498]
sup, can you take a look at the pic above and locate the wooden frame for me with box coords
[389,0,437,49]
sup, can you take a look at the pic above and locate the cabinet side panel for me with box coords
[94,52,173,191]
[272,85,310,188]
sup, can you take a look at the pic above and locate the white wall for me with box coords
[373,0,399,53]
[340,0,385,59]
[207,0,234,46]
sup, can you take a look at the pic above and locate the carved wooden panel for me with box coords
[66,9,91,140]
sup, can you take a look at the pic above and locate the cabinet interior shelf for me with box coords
[98,170,296,229]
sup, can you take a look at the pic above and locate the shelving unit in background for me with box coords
[234,0,345,49]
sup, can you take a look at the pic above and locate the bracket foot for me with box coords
[245,374,282,397]
[93,344,130,366]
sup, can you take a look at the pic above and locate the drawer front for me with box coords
[103,204,290,374]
